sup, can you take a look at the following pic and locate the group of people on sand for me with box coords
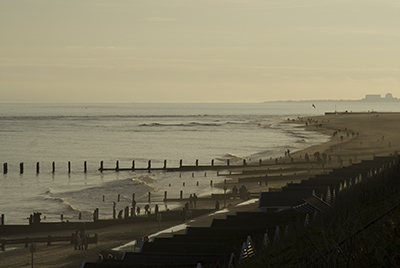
[231,185,249,200]
[73,228,88,250]
[188,193,198,208]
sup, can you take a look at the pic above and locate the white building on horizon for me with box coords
[362,93,398,102]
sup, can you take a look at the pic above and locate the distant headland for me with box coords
[265,93,399,103]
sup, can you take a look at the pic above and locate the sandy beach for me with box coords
[1,112,399,268]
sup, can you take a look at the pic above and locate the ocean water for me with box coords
[1,101,399,224]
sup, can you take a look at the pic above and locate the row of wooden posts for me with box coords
[2,158,260,174]
[2,161,86,175]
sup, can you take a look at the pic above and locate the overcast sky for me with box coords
[1,0,399,103]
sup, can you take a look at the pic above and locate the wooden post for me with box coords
[259,159,262,165]
[52,162,55,173]
[118,194,120,202]
[100,161,104,172]
[1,214,4,225]
[164,191,167,201]
[180,190,183,199]
[131,160,135,170]
[148,192,151,203]
[116,160,119,171]
[227,159,230,166]
[243,159,246,166]
[20,162,24,174]
[35,162,39,174]
[163,160,167,169]
[196,159,199,166]
[79,212,82,220]
[84,161,87,173]
[3,163,7,174]
[68,161,71,173]
[179,159,183,167]
[210,180,213,187]
[211,159,214,166]
[183,182,185,186]
[148,160,151,170]
[132,193,135,202]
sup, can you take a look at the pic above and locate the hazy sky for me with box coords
[1,0,400,103]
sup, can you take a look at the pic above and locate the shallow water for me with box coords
[1,101,399,224]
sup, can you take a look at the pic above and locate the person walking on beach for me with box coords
[73,231,80,250]
[193,194,198,208]
[136,206,141,215]
[189,194,193,208]
[155,204,159,215]
[232,186,238,198]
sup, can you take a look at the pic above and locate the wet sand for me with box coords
[1,112,399,268]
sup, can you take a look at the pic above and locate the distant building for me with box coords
[362,93,398,102]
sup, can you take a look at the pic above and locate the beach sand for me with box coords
[1,112,399,268]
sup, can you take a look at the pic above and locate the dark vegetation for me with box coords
[243,160,400,267]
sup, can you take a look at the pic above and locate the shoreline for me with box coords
[1,112,400,268]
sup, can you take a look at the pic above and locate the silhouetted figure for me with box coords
[193,194,198,208]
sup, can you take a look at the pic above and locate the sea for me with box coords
[1,101,399,225]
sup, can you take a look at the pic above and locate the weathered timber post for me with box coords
[180,190,183,199]
[100,161,104,172]
[243,159,246,166]
[115,161,119,171]
[148,160,151,170]
[211,159,214,166]
[259,159,262,165]
[36,162,40,174]
[163,160,167,169]
[131,160,135,170]
[52,162,55,173]
[84,161,87,173]
[179,159,183,167]
[164,191,167,201]
[210,180,213,187]
[227,159,230,166]
[196,159,199,166]
[118,194,120,202]
[20,162,24,174]
[68,161,71,173]
[3,163,7,174]
[1,214,4,225]
[148,192,151,203]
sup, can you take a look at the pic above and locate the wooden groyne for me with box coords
[2,158,288,174]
